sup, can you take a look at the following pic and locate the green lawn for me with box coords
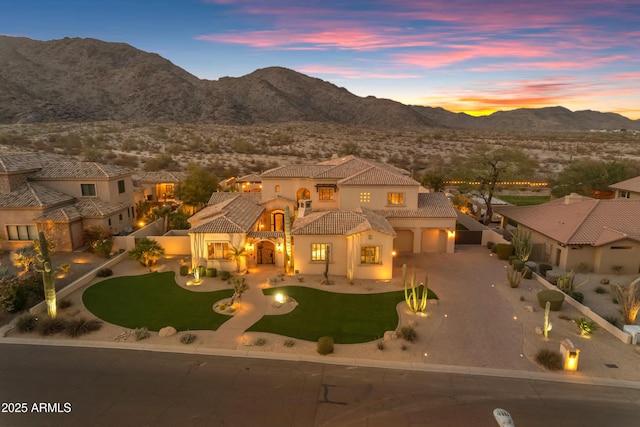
[497,195,551,206]
[82,272,234,331]
[248,286,436,344]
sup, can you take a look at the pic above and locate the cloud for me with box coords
[295,64,420,79]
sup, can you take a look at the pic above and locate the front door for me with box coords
[258,241,275,264]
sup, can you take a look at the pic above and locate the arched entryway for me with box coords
[257,241,276,264]
[296,188,310,200]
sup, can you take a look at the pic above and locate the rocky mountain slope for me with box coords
[1,35,638,131]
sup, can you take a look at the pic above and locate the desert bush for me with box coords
[128,238,164,268]
[254,337,267,346]
[0,272,43,313]
[495,244,514,260]
[569,291,584,304]
[59,299,73,309]
[16,313,38,333]
[611,279,640,324]
[508,255,518,265]
[219,271,231,281]
[283,339,295,348]
[317,336,334,355]
[83,226,114,258]
[399,326,417,342]
[96,268,113,278]
[511,259,525,272]
[573,317,598,336]
[594,286,607,294]
[538,264,552,277]
[66,318,102,337]
[486,241,495,250]
[604,315,621,328]
[535,349,563,370]
[39,317,67,336]
[377,341,385,351]
[180,333,197,344]
[206,268,217,278]
[179,265,189,276]
[134,327,150,341]
[537,290,565,311]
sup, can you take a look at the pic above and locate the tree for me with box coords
[229,245,246,273]
[128,238,165,268]
[169,209,191,230]
[419,172,446,192]
[550,159,634,198]
[454,145,537,224]
[10,245,37,274]
[175,163,219,211]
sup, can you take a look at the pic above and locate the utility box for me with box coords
[623,325,640,345]
[560,339,580,371]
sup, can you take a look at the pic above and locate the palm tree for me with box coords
[128,238,165,268]
[229,245,246,273]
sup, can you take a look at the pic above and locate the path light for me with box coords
[275,293,285,304]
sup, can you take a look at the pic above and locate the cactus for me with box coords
[556,270,589,293]
[33,231,57,319]
[284,205,292,274]
[403,264,428,314]
[507,265,529,288]
[510,229,532,262]
[543,301,552,339]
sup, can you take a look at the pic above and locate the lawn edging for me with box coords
[534,273,631,344]
[29,251,128,316]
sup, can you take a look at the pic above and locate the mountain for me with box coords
[1,35,638,131]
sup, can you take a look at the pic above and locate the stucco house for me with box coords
[0,154,136,252]
[133,171,186,205]
[188,155,457,280]
[609,175,640,200]
[495,193,640,274]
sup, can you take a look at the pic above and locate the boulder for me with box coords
[159,326,177,337]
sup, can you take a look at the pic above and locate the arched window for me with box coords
[275,185,280,192]
[296,188,310,200]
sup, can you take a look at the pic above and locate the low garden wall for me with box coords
[112,219,190,255]
[534,274,632,344]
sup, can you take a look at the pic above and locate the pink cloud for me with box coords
[295,64,420,79]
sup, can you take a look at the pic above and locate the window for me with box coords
[275,185,280,193]
[611,246,632,250]
[387,192,404,206]
[118,179,125,194]
[318,188,334,201]
[361,246,380,264]
[207,242,230,259]
[620,191,630,199]
[311,243,330,261]
[359,192,371,203]
[6,225,38,241]
[119,213,123,221]
[81,183,96,196]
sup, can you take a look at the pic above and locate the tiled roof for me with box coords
[74,199,129,217]
[260,164,330,178]
[236,174,262,183]
[318,155,410,176]
[207,192,261,206]
[377,193,458,218]
[30,162,132,179]
[0,182,74,208]
[0,154,42,173]
[495,196,640,246]
[190,193,264,234]
[338,167,419,186]
[609,176,640,193]
[247,231,284,239]
[34,206,83,222]
[292,208,395,236]
[133,171,186,183]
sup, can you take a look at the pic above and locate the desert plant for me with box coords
[128,238,165,268]
[377,341,385,350]
[10,245,37,273]
[402,264,428,313]
[181,333,197,344]
[83,226,114,258]
[538,263,552,277]
[66,318,102,337]
[569,291,584,304]
[611,278,640,324]
[39,317,66,336]
[399,325,417,342]
[179,265,189,276]
[576,262,590,274]
[537,290,565,311]
[543,301,552,339]
[604,315,621,328]
[206,268,217,277]
[284,206,293,274]
[486,241,495,250]
[219,271,231,280]
[317,336,334,355]
[231,277,248,303]
[283,339,295,347]
[96,268,113,278]
[556,270,589,293]
[254,337,266,346]
[59,299,73,309]
[510,229,532,262]
[32,232,57,318]
[611,265,623,275]
[594,286,607,294]
[535,348,563,370]
[511,259,525,272]
[0,272,42,313]
[507,265,529,288]
[495,243,514,260]
[16,313,38,332]
[573,317,598,336]
[229,245,247,273]
[134,326,150,341]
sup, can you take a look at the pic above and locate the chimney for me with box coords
[564,193,583,205]
[298,199,312,217]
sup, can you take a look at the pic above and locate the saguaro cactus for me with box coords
[284,205,292,274]
[33,231,57,319]
[543,301,552,339]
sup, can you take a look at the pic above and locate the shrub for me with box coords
[511,259,525,272]
[538,264,552,278]
[604,315,621,328]
[179,265,189,276]
[83,226,114,258]
[128,238,165,268]
[206,268,217,278]
[317,336,334,355]
[495,244,514,260]
[219,271,231,280]
[283,339,295,348]
[134,327,150,341]
[486,241,495,250]
[508,255,518,265]
[16,313,38,333]
[39,318,67,336]
[377,341,385,350]
[574,317,598,335]
[0,272,43,313]
[399,325,417,342]
[59,299,73,309]
[197,266,206,277]
[96,268,113,278]
[537,290,565,311]
[576,262,590,274]
[180,333,197,344]
[594,286,607,294]
[66,318,102,337]
[535,349,563,370]
[491,244,497,253]
[254,337,267,346]
[569,291,584,304]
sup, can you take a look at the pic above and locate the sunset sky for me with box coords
[3,0,639,119]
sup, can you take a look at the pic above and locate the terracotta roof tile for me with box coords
[0,182,74,208]
[292,209,395,236]
[30,162,132,179]
[0,154,42,173]
[609,176,640,193]
[133,171,186,183]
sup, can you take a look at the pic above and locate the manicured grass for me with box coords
[82,272,234,331]
[248,286,437,344]
[498,195,551,206]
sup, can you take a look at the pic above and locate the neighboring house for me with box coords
[188,155,457,280]
[609,175,640,200]
[133,171,186,204]
[0,154,136,252]
[495,193,640,274]
[235,174,262,192]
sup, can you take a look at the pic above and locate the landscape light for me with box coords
[275,293,284,303]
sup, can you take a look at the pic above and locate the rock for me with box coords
[525,305,534,313]
[534,326,543,335]
[383,331,397,341]
[156,264,167,272]
[159,326,177,337]
[429,299,439,305]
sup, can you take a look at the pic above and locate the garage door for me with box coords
[394,230,413,253]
